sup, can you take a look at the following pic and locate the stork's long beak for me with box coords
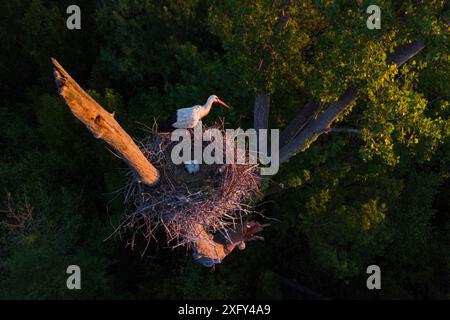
[216,99,231,109]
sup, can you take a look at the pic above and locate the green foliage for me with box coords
[0,0,449,299]
[0,190,117,299]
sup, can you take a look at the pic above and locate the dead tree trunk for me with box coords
[254,93,270,132]
[192,221,269,267]
[50,40,424,267]
[279,99,321,146]
[51,58,159,186]
[51,59,261,266]
[277,42,424,164]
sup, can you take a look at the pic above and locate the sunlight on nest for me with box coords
[118,123,262,254]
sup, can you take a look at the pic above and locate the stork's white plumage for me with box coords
[159,95,231,131]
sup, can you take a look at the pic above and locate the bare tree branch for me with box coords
[192,221,269,267]
[279,99,321,146]
[254,93,271,150]
[320,128,365,135]
[254,93,270,131]
[386,42,425,68]
[311,87,358,130]
[279,87,357,164]
[278,41,425,165]
[51,58,160,186]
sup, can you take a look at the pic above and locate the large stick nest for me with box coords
[120,123,261,252]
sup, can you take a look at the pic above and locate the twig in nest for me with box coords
[115,123,262,254]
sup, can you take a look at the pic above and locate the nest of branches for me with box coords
[119,123,261,252]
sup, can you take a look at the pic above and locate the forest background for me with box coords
[0,0,449,299]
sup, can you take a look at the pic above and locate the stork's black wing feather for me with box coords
[158,112,178,132]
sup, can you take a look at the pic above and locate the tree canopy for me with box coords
[0,0,449,299]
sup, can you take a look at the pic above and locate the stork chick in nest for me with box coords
[184,160,200,174]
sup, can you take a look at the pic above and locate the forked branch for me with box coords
[51,58,159,186]
[277,41,424,164]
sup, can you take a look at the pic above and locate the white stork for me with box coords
[159,95,231,131]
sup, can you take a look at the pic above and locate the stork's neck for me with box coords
[198,97,215,118]
[202,96,215,112]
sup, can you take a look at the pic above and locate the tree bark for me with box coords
[386,42,425,67]
[192,221,268,267]
[49,40,424,266]
[51,58,268,267]
[279,99,321,146]
[278,41,424,164]
[51,58,159,186]
[254,92,271,156]
[279,87,357,164]
[254,93,270,132]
